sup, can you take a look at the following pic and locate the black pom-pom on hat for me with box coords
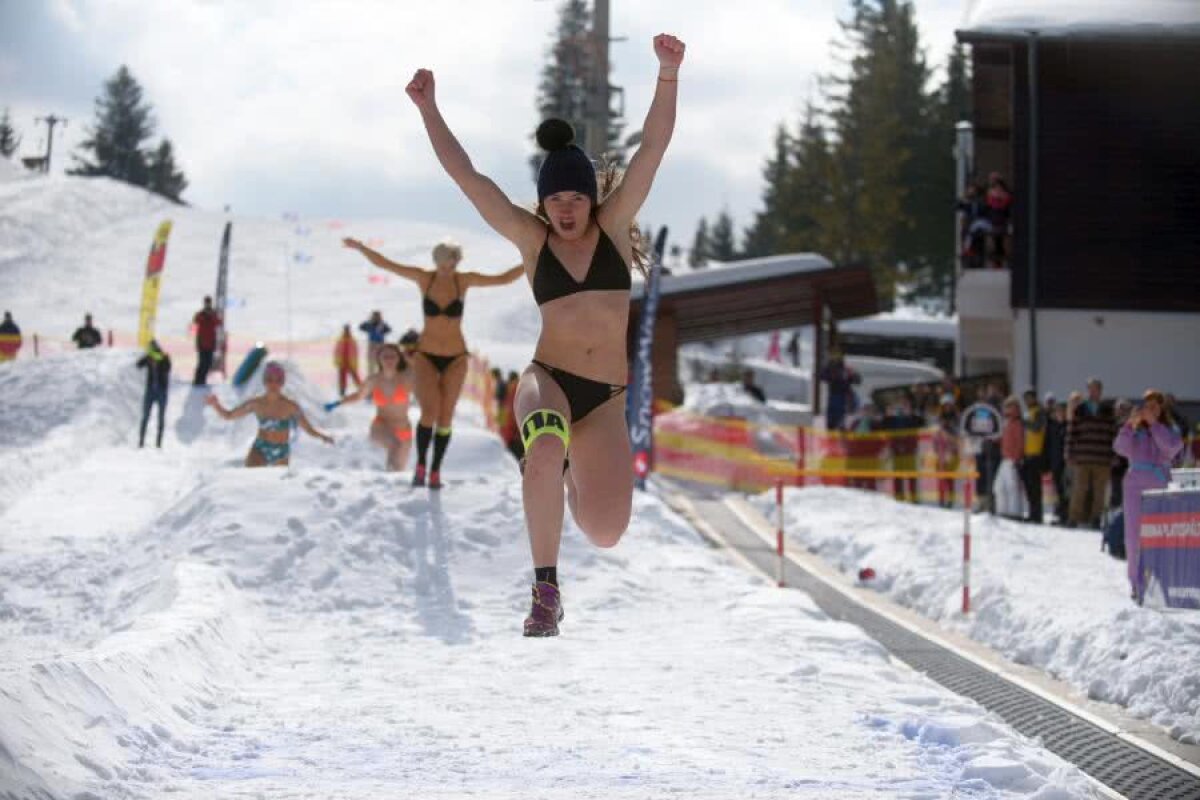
[536,118,576,152]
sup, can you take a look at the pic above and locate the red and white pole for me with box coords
[962,478,973,614]
[776,479,785,587]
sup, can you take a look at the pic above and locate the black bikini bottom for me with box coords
[420,351,466,374]
[532,360,627,423]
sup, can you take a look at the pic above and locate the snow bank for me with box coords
[755,486,1200,742]
[0,166,1105,798]
[0,561,251,798]
[0,350,145,513]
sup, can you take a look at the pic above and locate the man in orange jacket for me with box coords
[334,324,361,397]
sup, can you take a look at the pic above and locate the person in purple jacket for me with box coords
[1113,389,1183,600]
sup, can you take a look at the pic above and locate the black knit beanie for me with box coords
[535,119,597,203]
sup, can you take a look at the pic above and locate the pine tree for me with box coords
[821,0,935,306]
[0,108,20,158]
[741,125,792,258]
[689,217,710,268]
[709,209,737,261]
[146,139,188,203]
[532,1,624,173]
[782,105,835,255]
[70,65,156,185]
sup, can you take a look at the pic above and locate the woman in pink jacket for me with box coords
[1113,389,1183,599]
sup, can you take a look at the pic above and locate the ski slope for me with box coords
[0,352,1100,798]
[0,166,1103,797]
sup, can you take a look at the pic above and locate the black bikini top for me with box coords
[533,226,631,306]
[423,273,464,318]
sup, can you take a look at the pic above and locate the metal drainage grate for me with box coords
[688,497,1200,800]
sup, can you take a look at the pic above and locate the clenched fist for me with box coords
[653,34,685,69]
[406,69,436,108]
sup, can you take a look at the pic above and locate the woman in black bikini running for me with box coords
[407,32,685,636]
[343,237,522,488]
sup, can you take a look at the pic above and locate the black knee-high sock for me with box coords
[415,424,433,467]
[535,566,558,587]
[431,427,451,471]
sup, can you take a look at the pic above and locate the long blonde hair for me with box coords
[535,158,648,277]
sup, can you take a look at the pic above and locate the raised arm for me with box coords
[406,70,543,250]
[462,264,526,288]
[343,238,428,284]
[599,34,685,227]
[205,394,259,421]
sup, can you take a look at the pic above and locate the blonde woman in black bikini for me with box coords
[407,32,685,636]
[333,343,416,472]
[342,237,522,489]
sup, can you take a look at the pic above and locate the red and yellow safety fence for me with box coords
[655,407,999,508]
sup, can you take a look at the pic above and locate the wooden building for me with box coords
[628,254,877,406]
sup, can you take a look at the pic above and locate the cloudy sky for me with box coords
[1,0,966,249]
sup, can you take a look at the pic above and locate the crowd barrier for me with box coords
[656,407,996,508]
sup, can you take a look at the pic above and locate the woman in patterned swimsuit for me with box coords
[205,361,333,467]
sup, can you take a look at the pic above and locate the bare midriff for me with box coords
[532,290,630,385]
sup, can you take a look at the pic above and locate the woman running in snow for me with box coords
[343,238,523,489]
[407,32,685,636]
[205,361,333,467]
[333,343,416,472]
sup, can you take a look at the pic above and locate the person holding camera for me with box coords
[1113,390,1183,600]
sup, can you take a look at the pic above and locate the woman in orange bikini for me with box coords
[407,33,685,635]
[342,238,523,489]
[334,343,416,472]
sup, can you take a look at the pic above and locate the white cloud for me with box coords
[9,0,969,246]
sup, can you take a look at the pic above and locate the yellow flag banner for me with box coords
[137,220,173,348]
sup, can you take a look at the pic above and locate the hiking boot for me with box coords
[523,581,564,637]
[428,470,443,490]
[412,465,426,487]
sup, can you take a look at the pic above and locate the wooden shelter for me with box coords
[628,254,878,406]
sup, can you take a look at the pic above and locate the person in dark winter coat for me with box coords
[1044,393,1069,523]
[819,350,860,431]
[1067,377,1117,528]
[136,340,172,448]
[72,314,103,349]
[193,296,221,385]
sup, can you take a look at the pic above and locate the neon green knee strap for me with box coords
[521,409,570,452]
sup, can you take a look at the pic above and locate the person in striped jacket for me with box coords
[1067,377,1117,529]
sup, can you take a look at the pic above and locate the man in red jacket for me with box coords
[193,296,221,386]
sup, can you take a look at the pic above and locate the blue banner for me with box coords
[1140,489,1200,609]
[628,227,668,489]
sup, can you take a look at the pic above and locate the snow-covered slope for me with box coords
[0,352,1098,798]
[757,486,1200,743]
[0,168,538,372]
[0,168,1105,799]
